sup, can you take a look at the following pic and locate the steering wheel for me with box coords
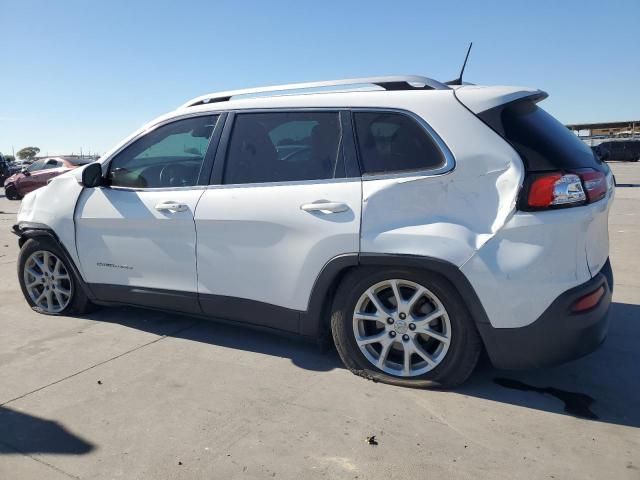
[159,164,188,187]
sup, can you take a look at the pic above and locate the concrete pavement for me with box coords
[1,162,638,479]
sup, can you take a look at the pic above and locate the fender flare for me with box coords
[300,252,491,339]
[13,223,96,300]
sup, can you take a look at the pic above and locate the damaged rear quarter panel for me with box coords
[360,94,525,269]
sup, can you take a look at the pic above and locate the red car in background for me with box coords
[4,157,92,200]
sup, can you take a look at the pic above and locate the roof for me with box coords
[172,77,545,119]
[179,75,450,109]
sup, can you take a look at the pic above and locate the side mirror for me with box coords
[21,167,30,176]
[81,162,103,188]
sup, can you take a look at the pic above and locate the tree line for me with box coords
[2,146,41,163]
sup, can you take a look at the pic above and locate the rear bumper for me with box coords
[478,259,613,370]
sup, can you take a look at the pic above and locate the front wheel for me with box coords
[331,268,482,389]
[18,237,95,315]
[5,184,21,200]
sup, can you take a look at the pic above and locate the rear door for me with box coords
[194,110,361,332]
[75,114,223,313]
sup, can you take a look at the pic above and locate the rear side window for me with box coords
[480,100,602,172]
[223,111,342,185]
[353,112,445,174]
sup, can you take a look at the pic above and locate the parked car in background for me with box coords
[4,157,93,200]
[593,140,640,162]
[0,154,11,184]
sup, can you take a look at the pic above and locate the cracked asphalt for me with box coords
[1,162,639,479]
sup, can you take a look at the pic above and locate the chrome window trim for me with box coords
[99,106,455,191]
[105,185,209,193]
[351,107,456,181]
[203,176,361,190]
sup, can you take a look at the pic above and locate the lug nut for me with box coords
[399,313,406,320]
[409,323,416,331]
[386,317,394,324]
[389,331,396,338]
[402,334,410,342]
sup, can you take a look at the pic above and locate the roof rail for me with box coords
[180,75,450,108]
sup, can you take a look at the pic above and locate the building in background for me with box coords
[567,120,639,146]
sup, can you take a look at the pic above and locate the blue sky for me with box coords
[1,0,638,156]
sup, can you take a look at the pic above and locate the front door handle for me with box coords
[300,201,349,214]
[155,201,188,213]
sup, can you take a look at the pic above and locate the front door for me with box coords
[195,110,362,331]
[75,114,221,313]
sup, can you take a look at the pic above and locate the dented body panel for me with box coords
[16,171,85,271]
[360,93,525,269]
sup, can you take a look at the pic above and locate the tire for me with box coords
[331,267,482,389]
[5,184,21,200]
[18,236,95,315]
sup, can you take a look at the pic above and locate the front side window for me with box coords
[223,111,342,184]
[108,115,218,188]
[354,112,445,174]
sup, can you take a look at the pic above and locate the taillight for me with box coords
[571,286,605,313]
[575,169,607,203]
[522,169,609,210]
[526,173,586,209]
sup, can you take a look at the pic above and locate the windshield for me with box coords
[26,160,46,172]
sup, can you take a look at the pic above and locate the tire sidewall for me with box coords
[5,184,20,200]
[332,267,481,388]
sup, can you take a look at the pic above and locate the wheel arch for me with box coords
[301,253,492,340]
[14,224,96,300]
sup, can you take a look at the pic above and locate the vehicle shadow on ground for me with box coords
[83,306,343,373]
[0,406,95,455]
[83,301,639,428]
[459,301,640,428]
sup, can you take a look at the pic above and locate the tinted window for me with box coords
[109,115,217,188]
[223,112,342,184]
[480,100,603,172]
[353,112,444,174]
[43,159,61,169]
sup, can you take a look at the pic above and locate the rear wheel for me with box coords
[331,268,482,388]
[18,237,95,315]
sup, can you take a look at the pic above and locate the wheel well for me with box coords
[17,229,58,248]
[306,254,492,340]
[16,228,96,301]
[318,265,357,333]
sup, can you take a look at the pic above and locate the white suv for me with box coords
[13,76,615,388]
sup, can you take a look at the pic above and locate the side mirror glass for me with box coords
[81,162,103,188]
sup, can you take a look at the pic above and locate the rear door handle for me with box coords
[300,201,349,214]
[155,201,189,213]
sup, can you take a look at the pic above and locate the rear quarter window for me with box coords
[479,100,603,172]
[353,112,445,175]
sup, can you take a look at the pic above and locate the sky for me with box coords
[1,0,639,156]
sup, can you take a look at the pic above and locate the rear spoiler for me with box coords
[453,85,548,114]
